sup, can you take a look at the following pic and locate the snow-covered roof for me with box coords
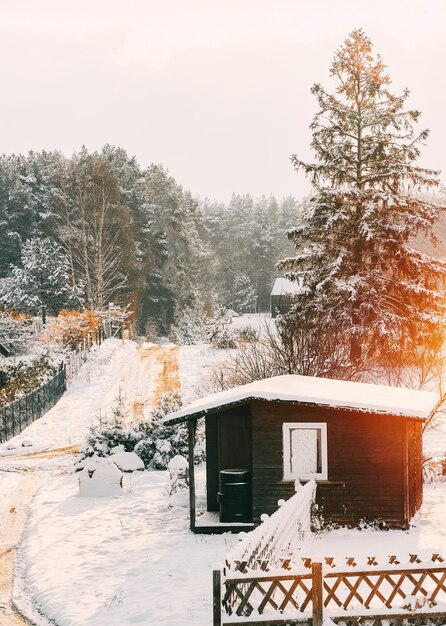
[163,374,439,425]
[271,277,303,296]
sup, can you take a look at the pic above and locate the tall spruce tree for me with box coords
[278,29,446,366]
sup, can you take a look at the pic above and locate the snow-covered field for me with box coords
[20,468,236,626]
[2,330,446,626]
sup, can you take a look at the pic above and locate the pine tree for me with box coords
[278,29,446,366]
[0,237,84,321]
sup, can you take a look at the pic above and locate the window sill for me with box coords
[277,479,343,486]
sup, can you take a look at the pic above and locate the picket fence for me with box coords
[226,481,316,572]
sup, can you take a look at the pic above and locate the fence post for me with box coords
[312,559,323,626]
[1,407,6,443]
[11,402,15,437]
[213,569,222,626]
[18,398,22,433]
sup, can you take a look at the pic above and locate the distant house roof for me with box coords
[163,374,439,425]
[270,277,304,297]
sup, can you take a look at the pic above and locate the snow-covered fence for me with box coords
[225,480,316,572]
[30,316,44,337]
[64,323,109,381]
[214,553,446,626]
[65,339,87,379]
[0,364,65,442]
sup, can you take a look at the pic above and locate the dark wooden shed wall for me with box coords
[270,294,294,318]
[205,407,252,512]
[250,400,411,528]
[406,420,423,519]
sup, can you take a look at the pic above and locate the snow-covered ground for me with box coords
[1,337,225,625]
[20,468,236,626]
[3,334,446,625]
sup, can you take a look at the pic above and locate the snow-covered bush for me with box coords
[44,309,102,350]
[80,419,145,460]
[78,391,205,471]
[134,391,205,469]
[78,457,123,497]
[169,305,207,345]
[0,357,58,406]
[236,325,259,344]
[0,312,35,355]
[206,306,237,349]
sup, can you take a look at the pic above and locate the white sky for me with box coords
[0,0,444,202]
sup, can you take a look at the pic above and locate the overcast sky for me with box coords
[0,0,444,202]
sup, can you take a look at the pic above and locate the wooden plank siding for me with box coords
[406,420,423,517]
[205,407,252,514]
[250,400,409,528]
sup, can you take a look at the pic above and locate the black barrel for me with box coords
[218,468,251,523]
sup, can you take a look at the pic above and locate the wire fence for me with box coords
[0,322,111,443]
[0,364,66,443]
[65,324,107,380]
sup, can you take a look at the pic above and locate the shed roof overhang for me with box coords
[163,374,438,426]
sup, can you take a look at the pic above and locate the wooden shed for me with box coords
[163,375,438,533]
[270,277,303,318]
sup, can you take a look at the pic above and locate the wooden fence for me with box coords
[214,554,446,626]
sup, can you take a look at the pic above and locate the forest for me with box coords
[0,146,302,335]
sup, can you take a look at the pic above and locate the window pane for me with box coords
[290,428,321,476]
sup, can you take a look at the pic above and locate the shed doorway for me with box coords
[205,407,252,516]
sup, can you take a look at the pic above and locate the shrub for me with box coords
[78,390,205,471]
[44,309,102,350]
[236,325,260,344]
[169,305,207,345]
[206,306,237,349]
[0,357,58,406]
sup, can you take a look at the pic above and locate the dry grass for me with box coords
[4,444,80,460]
[152,346,180,408]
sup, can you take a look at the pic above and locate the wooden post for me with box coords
[188,420,196,532]
[213,569,222,626]
[312,560,323,626]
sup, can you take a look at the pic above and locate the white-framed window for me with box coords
[283,422,328,481]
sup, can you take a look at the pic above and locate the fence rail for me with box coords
[0,365,65,443]
[215,554,446,626]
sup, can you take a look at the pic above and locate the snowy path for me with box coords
[1,341,222,626]
[0,469,42,625]
[0,338,170,625]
